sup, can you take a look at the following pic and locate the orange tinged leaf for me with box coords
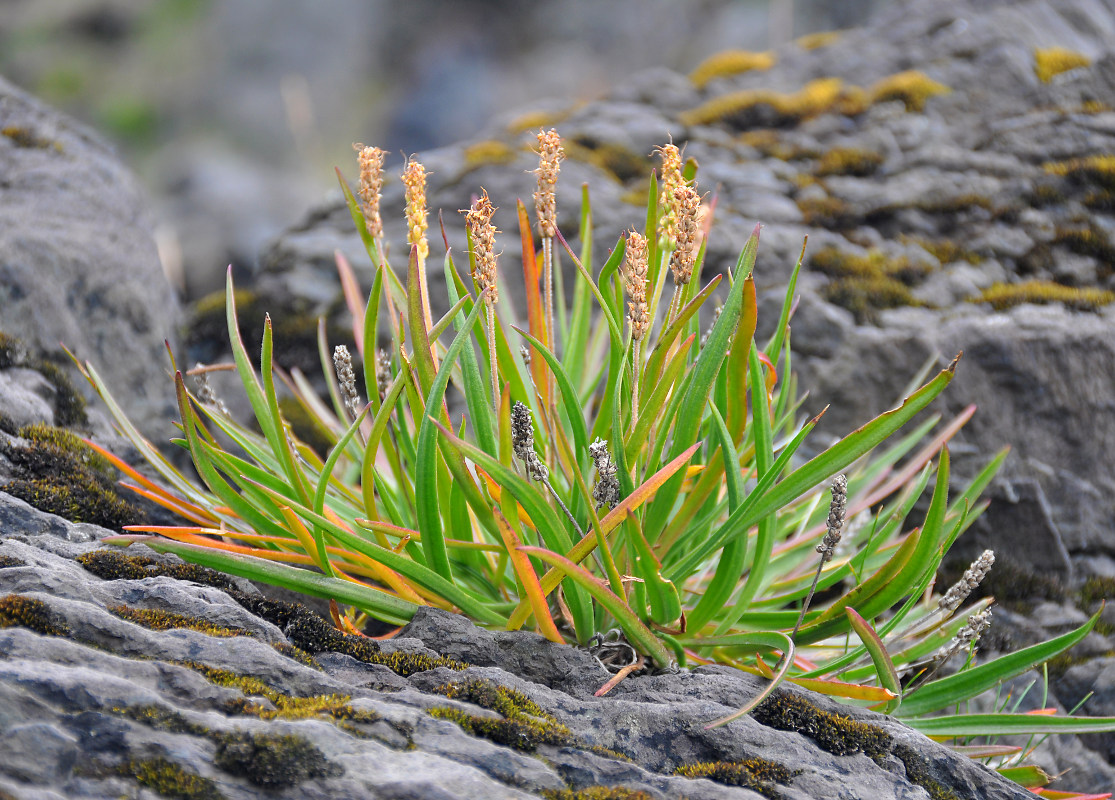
[494,508,562,643]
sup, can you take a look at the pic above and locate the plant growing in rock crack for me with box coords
[74,130,1115,796]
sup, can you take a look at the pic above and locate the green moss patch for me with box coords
[899,236,982,266]
[677,757,797,799]
[78,549,468,675]
[1,423,144,530]
[186,289,349,378]
[0,594,70,636]
[891,744,961,800]
[0,333,87,426]
[212,731,340,788]
[115,704,211,737]
[797,196,859,228]
[110,605,252,638]
[118,757,224,800]
[77,550,241,592]
[752,690,891,759]
[823,277,923,323]
[430,678,575,753]
[2,125,62,151]
[543,788,653,800]
[0,555,26,568]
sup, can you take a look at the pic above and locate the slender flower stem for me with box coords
[790,475,848,643]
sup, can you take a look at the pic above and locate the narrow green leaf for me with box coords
[906,712,1115,737]
[704,632,794,729]
[414,297,485,579]
[897,609,1103,718]
[116,537,419,626]
[646,225,761,541]
[845,608,902,713]
[519,546,675,669]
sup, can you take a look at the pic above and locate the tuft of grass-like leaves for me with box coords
[75,132,1115,797]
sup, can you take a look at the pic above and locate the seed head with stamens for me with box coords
[353,143,385,239]
[511,401,548,482]
[463,190,499,305]
[589,438,620,511]
[669,184,702,286]
[623,230,650,342]
[817,474,847,564]
[656,142,683,243]
[193,364,230,416]
[375,349,392,400]
[333,345,361,421]
[939,549,995,614]
[402,156,429,260]
[934,607,993,665]
[533,128,564,238]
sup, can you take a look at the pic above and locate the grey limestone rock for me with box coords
[0,74,181,441]
[0,492,1039,799]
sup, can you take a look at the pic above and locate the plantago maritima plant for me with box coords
[75,130,1115,796]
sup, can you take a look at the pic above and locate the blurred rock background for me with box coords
[0,0,885,300]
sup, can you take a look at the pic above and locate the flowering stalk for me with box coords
[790,474,848,642]
[908,607,994,690]
[623,230,650,419]
[511,401,582,537]
[899,549,996,641]
[464,190,501,414]
[666,184,701,326]
[353,143,385,252]
[534,129,564,358]
[403,156,436,366]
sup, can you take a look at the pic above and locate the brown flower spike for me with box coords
[669,184,702,286]
[353,143,385,240]
[623,231,650,342]
[464,190,499,306]
[402,156,429,261]
[656,142,683,244]
[533,129,564,239]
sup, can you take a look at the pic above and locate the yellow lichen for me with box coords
[1044,155,1115,191]
[689,50,776,88]
[824,277,924,322]
[795,30,842,51]
[1034,47,1091,83]
[797,196,857,228]
[977,281,1115,312]
[680,77,844,126]
[815,147,884,177]
[506,109,569,135]
[899,235,982,265]
[811,248,928,282]
[869,70,950,112]
[739,129,814,160]
[682,70,945,127]
[463,140,516,168]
